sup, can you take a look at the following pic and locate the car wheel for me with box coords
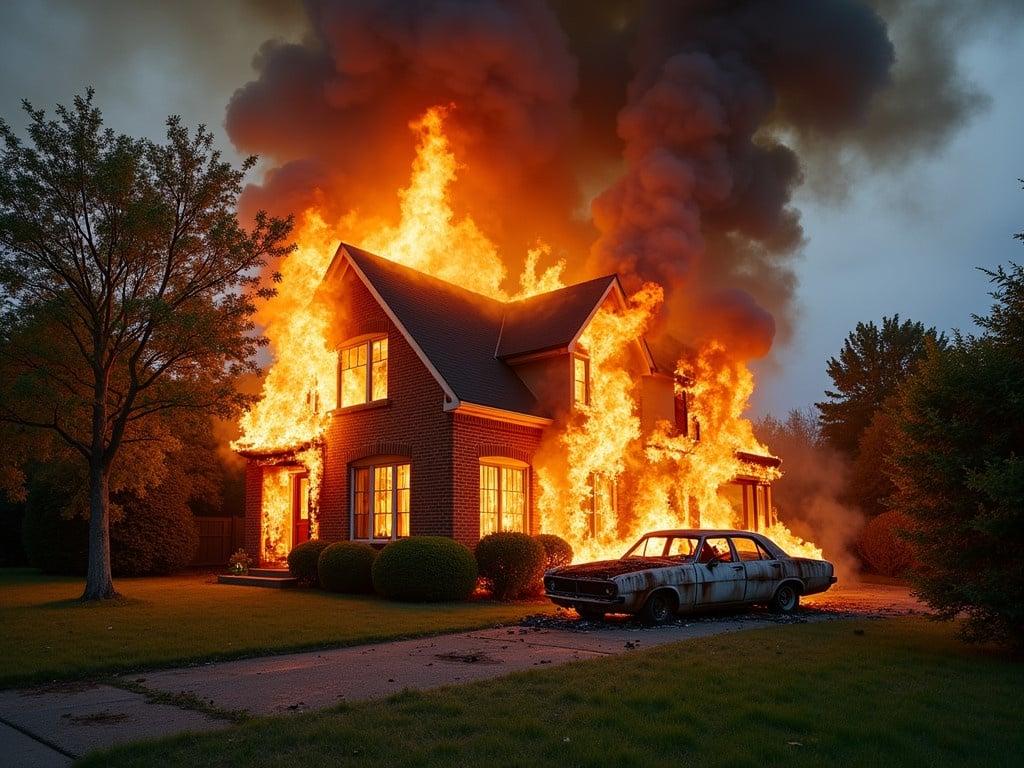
[576,606,605,622]
[769,583,800,614]
[639,592,675,625]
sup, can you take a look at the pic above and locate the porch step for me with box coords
[248,567,291,578]
[217,573,298,588]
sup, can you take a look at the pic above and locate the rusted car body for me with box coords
[544,529,836,622]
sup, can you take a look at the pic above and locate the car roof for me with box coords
[642,529,767,538]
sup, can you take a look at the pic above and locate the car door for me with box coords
[694,537,746,605]
[731,536,778,602]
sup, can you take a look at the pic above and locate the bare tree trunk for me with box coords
[82,455,117,600]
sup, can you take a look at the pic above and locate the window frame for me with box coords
[350,459,410,543]
[338,335,388,409]
[588,473,617,538]
[479,458,530,536]
[572,354,590,407]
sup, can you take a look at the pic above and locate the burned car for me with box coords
[543,529,837,623]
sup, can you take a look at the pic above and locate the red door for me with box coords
[292,473,310,546]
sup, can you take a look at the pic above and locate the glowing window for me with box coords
[351,461,409,541]
[573,355,590,406]
[339,336,388,408]
[479,461,528,535]
[589,473,617,538]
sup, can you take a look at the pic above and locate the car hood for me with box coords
[551,558,678,580]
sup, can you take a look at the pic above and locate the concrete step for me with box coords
[217,573,298,588]
[248,567,291,578]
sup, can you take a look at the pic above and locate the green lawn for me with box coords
[82,618,1023,768]
[0,568,553,687]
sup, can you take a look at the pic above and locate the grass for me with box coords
[80,618,1024,768]
[0,568,553,688]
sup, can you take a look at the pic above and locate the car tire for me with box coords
[639,591,675,625]
[576,606,606,622]
[769,583,800,614]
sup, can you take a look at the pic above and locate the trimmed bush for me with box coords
[287,540,332,586]
[858,511,914,577]
[476,532,546,600]
[535,534,573,571]
[372,537,477,602]
[318,542,377,593]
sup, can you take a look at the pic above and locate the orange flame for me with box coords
[235,104,822,565]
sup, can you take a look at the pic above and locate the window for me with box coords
[698,537,735,563]
[731,536,772,561]
[351,460,409,541]
[573,355,590,406]
[589,473,617,537]
[479,460,528,535]
[624,534,699,560]
[340,337,388,408]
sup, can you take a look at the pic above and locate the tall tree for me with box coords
[0,92,292,600]
[816,315,946,456]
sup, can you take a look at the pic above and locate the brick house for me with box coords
[242,244,779,565]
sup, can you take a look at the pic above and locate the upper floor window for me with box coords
[480,459,528,536]
[340,336,388,408]
[573,355,590,406]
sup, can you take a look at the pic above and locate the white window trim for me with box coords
[588,473,617,538]
[350,461,409,542]
[479,458,530,535]
[338,335,388,409]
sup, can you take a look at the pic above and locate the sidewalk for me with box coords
[0,582,922,766]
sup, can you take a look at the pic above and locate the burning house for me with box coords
[237,243,787,567]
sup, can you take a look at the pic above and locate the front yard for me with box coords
[0,568,553,687]
[81,617,1024,768]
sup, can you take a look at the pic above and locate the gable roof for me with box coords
[333,244,631,421]
[496,275,620,359]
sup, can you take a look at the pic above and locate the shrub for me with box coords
[22,472,89,575]
[110,478,198,576]
[372,537,477,602]
[858,511,914,577]
[475,532,546,600]
[318,542,377,593]
[534,534,573,571]
[287,540,332,586]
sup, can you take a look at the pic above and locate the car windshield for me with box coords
[623,535,700,561]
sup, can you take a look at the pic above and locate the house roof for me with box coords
[341,244,592,419]
[496,275,620,359]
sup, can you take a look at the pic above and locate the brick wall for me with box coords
[244,461,262,556]
[318,269,455,542]
[452,413,544,546]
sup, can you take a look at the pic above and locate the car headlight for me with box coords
[544,578,554,591]
[604,583,617,597]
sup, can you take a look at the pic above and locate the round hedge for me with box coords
[318,542,377,593]
[372,536,477,602]
[476,532,546,601]
[534,534,573,571]
[287,540,332,586]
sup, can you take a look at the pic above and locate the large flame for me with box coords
[235,104,822,565]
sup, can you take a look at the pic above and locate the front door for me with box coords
[694,536,746,605]
[731,535,779,602]
[292,473,310,546]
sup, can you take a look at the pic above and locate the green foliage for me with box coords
[857,511,913,577]
[22,472,89,575]
[475,532,546,600]
[109,468,197,576]
[287,540,331,586]
[534,534,573,571]
[817,315,946,456]
[0,91,293,597]
[847,406,898,517]
[372,537,477,602]
[317,542,377,594]
[890,264,1024,647]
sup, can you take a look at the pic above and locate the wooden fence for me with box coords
[192,516,245,567]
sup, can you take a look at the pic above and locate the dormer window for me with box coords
[573,354,590,406]
[340,336,388,408]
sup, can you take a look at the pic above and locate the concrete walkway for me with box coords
[0,582,922,766]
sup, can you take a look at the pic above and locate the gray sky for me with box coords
[1,1,1020,418]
